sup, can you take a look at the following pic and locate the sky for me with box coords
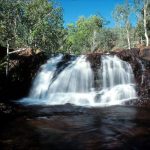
[56,0,136,28]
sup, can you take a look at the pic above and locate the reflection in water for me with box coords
[1,105,150,150]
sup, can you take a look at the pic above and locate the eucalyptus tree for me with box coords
[97,29,117,52]
[112,1,132,49]
[22,0,64,54]
[65,15,103,54]
[141,0,150,46]
[0,0,25,48]
[133,0,150,46]
[0,0,64,54]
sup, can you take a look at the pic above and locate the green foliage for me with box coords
[133,0,150,46]
[0,0,63,54]
[0,0,149,56]
[0,0,24,47]
[23,0,63,54]
[112,1,132,49]
[134,20,145,43]
[64,15,104,54]
[97,29,117,51]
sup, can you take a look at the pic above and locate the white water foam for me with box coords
[20,55,137,107]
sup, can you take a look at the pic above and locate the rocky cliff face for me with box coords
[0,48,47,101]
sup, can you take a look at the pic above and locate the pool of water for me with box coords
[0,104,150,150]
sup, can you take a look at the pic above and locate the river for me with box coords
[0,104,150,150]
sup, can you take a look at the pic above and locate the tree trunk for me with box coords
[14,17,17,41]
[91,30,97,52]
[126,27,131,49]
[6,40,9,77]
[144,2,149,46]
[141,36,143,45]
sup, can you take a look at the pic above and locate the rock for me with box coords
[0,49,47,101]
[140,48,150,61]
[0,102,13,117]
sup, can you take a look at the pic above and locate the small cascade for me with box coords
[29,54,63,99]
[44,55,94,105]
[97,55,137,105]
[20,54,137,106]
[47,55,94,93]
[101,55,134,88]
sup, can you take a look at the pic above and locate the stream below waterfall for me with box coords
[0,104,150,150]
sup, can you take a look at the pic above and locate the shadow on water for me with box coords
[0,105,150,150]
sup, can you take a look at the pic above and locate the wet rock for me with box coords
[0,103,13,115]
[53,54,76,81]
[0,50,47,101]
[87,53,102,89]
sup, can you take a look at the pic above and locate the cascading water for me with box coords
[20,54,137,106]
[42,55,95,105]
[29,54,63,99]
[97,55,137,105]
[47,55,93,93]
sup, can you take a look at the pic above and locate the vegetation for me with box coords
[63,15,104,54]
[63,0,150,53]
[112,2,132,49]
[0,0,149,56]
[0,0,63,54]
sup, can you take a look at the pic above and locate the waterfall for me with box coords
[20,54,137,106]
[97,55,137,105]
[101,55,134,89]
[47,55,94,93]
[29,54,63,99]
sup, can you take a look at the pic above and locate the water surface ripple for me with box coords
[1,105,150,150]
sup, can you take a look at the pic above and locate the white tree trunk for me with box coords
[91,30,97,52]
[126,27,131,49]
[6,40,9,77]
[144,1,149,46]
[14,17,17,39]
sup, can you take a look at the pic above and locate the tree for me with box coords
[0,0,64,54]
[133,0,150,46]
[134,20,145,45]
[97,29,117,52]
[0,0,25,48]
[64,15,103,54]
[112,1,132,49]
[143,0,149,46]
[22,0,64,54]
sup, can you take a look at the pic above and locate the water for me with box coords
[1,105,150,150]
[20,54,137,106]
[29,54,63,98]
[98,55,137,105]
[47,55,94,93]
